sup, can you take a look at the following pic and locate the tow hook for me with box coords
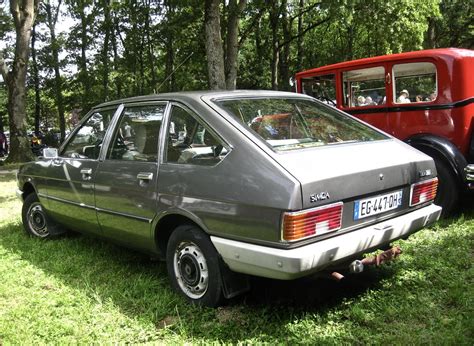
[331,246,402,280]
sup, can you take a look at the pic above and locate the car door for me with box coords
[157,104,231,228]
[45,107,118,233]
[94,103,167,251]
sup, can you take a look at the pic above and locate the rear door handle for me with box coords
[137,172,153,181]
[80,168,93,180]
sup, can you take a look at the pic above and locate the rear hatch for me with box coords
[272,139,436,229]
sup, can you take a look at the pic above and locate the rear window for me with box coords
[214,97,387,151]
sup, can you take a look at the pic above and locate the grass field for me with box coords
[0,169,473,344]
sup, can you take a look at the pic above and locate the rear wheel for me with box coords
[166,225,224,307]
[21,193,65,238]
[434,159,459,216]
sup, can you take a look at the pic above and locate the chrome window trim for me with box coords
[161,102,232,166]
[102,101,169,162]
[59,105,122,158]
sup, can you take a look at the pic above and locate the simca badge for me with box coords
[310,192,330,203]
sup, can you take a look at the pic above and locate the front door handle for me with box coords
[80,168,93,180]
[52,158,63,166]
[137,172,153,181]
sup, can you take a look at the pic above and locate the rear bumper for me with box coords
[211,204,442,280]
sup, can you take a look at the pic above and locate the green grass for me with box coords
[0,171,473,344]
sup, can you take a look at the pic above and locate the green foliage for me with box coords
[0,7,12,40]
[431,0,474,48]
[302,0,441,67]
[0,173,473,343]
[1,0,471,134]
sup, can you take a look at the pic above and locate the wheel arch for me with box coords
[20,181,37,201]
[405,134,467,186]
[152,210,209,257]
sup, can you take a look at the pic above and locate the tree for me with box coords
[30,20,40,135]
[425,0,473,49]
[43,0,66,141]
[66,0,95,109]
[204,0,246,90]
[0,0,40,163]
[204,0,226,89]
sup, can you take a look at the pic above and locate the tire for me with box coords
[434,159,459,216]
[166,225,224,307]
[21,193,65,238]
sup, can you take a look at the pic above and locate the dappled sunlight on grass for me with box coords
[0,172,473,343]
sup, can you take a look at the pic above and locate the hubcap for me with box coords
[173,241,209,299]
[27,203,49,237]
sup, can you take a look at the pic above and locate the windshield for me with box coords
[214,97,387,151]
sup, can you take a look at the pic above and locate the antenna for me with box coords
[156,52,194,93]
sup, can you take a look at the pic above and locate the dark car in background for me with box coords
[17,90,441,306]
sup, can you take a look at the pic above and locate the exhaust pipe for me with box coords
[349,260,364,274]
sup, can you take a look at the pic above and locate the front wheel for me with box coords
[166,225,224,307]
[21,193,65,238]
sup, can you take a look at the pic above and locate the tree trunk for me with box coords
[269,0,280,90]
[144,3,157,93]
[164,1,175,92]
[254,12,264,88]
[0,0,38,163]
[224,0,246,90]
[101,0,111,101]
[79,0,91,108]
[111,10,122,98]
[0,112,4,134]
[424,17,437,49]
[45,1,66,142]
[279,0,291,91]
[204,0,226,90]
[31,22,41,136]
[296,0,304,71]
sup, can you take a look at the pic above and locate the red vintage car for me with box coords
[295,48,474,214]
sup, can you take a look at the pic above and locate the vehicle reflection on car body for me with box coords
[16,90,441,307]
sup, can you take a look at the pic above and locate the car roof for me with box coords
[296,48,474,77]
[94,90,309,110]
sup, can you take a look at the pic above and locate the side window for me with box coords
[343,66,386,107]
[301,74,336,106]
[166,106,227,166]
[393,62,437,104]
[62,109,115,159]
[108,104,165,162]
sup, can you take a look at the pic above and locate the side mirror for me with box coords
[43,147,58,159]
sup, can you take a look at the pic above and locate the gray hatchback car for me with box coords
[17,90,442,306]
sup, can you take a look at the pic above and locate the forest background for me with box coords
[0,0,472,162]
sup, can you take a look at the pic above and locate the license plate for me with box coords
[353,190,403,220]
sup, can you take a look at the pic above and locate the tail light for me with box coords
[410,177,438,207]
[282,202,343,242]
